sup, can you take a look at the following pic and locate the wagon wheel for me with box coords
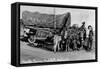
[28,35,37,46]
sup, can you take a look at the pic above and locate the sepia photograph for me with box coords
[19,5,96,64]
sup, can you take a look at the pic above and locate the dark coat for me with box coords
[89,30,93,40]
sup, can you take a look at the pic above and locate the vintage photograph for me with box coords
[20,5,96,64]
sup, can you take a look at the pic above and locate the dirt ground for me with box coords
[20,41,95,64]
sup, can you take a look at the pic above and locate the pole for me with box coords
[54,8,56,29]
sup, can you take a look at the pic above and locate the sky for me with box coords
[20,6,95,31]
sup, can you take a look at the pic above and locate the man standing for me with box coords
[80,22,86,41]
[60,30,68,51]
[87,25,94,50]
[79,22,86,49]
[53,34,61,52]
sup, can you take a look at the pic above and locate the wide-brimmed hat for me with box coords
[82,22,85,24]
[88,25,92,29]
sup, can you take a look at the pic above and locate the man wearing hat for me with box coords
[80,21,86,41]
[79,22,86,49]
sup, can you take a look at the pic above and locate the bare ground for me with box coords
[20,41,95,64]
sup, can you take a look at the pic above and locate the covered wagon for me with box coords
[20,11,71,50]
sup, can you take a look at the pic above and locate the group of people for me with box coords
[21,21,94,53]
[53,22,94,52]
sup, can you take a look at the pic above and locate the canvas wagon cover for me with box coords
[22,11,71,29]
